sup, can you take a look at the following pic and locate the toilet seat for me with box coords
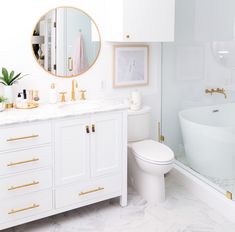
[131,140,174,165]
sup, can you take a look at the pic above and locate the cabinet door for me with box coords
[90,113,123,177]
[124,0,175,42]
[105,0,175,42]
[55,117,90,185]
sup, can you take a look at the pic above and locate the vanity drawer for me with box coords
[56,175,122,209]
[0,189,52,224]
[0,146,52,176]
[0,168,52,198]
[0,122,51,151]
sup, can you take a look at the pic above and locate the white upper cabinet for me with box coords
[104,0,175,42]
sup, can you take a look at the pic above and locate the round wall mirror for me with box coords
[32,7,101,78]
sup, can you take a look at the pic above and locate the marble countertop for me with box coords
[0,99,128,126]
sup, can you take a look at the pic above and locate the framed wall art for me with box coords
[113,45,149,88]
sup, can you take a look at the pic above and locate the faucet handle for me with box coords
[59,92,67,102]
[80,90,87,101]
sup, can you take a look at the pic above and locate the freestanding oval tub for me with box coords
[179,103,235,179]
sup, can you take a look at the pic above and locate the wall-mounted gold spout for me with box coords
[205,88,227,99]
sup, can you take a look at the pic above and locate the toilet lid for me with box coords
[131,140,174,164]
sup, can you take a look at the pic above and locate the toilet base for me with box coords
[128,146,173,204]
[136,169,165,204]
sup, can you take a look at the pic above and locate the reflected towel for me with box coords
[73,33,88,75]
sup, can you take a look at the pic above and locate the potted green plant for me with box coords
[0,68,28,108]
[0,96,7,111]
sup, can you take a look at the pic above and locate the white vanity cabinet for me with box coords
[0,122,53,228]
[105,0,175,42]
[54,111,126,209]
[0,106,127,230]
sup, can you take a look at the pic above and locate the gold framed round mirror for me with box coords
[32,6,101,78]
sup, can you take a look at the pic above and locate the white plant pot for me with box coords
[3,86,14,104]
[0,102,5,112]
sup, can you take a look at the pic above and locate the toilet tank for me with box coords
[128,106,151,142]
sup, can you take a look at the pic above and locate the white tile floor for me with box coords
[4,171,235,232]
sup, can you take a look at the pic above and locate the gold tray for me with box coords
[15,102,39,109]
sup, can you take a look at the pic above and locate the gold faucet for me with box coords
[71,80,76,101]
[205,88,227,99]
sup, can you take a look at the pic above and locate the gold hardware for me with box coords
[79,90,86,101]
[71,80,76,101]
[86,125,90,134]
[8,203,40,215]
[8,181,39,191]
[15,102,39,110]
[226,191,233,200]
[205,88,227,99]
[79,187,104,196]
[6,134,39,142]
[92,124,95,133]
[7,158,39,167]
[160,135,165,142]
[5,103,14,109]
[59,92,67,102]
[126,35,130,39]
[68,57,73,71]
[157,122,165,143]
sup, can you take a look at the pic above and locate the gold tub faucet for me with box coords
[205,88,227,99]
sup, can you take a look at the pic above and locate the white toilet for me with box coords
[128,106,174,204]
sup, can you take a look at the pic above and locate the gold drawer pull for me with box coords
[8,181,39,191]
[79,187,104,196]
[6,134,39,142]
[7,158,39,167]
[8,203,40,215]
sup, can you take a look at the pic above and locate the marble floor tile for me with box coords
[3,172,235,232]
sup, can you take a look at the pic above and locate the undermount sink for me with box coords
[56,100,101,111]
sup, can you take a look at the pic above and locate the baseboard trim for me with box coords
[172,163,235,223]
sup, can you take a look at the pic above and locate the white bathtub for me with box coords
[179,103,235,179]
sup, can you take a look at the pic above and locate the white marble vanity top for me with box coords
[0,99,128,126]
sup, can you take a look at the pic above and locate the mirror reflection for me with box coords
[32,7,101,78]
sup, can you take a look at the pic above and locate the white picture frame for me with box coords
[113,45,149,88]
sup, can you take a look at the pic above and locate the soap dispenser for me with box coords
[16,92,23,108]
[49,83,57,104]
